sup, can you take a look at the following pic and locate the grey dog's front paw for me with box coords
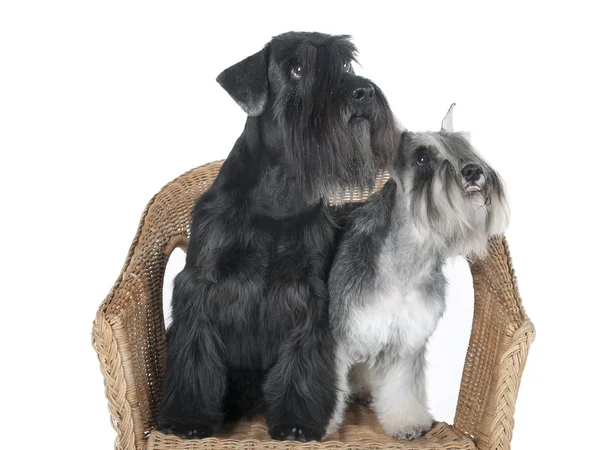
[389,422,432,441]
[350,391,373,406]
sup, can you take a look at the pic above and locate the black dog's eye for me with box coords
[291,65,303,79]
[416,152,430,166]
[343,62,352,73]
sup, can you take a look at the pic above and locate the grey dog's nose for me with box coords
[462,163,483,182]
[353,83,375,101]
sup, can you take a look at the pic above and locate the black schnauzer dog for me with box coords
[157,31,398,442]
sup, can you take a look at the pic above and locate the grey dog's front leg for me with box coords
[348,362,374,405]
[371,349,433,440]
[325,348,352,437]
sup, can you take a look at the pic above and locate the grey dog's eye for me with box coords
[416,152,430,166]
[291,65,303,79]
[343,62,351,73]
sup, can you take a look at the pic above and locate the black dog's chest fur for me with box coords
[184,157,339,372]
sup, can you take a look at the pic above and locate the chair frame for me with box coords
[92,161,535,450]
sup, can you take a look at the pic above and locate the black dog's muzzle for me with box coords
[352,83,375,102]
[344,77,378,118]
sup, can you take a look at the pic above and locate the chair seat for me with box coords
[147,405,476,449]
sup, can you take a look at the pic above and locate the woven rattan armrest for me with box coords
[92,161,534,450]
[92,162,224,450]
[457,237,536,449]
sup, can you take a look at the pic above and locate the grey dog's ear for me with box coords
[216,48,268,116]
[441,103,456,132]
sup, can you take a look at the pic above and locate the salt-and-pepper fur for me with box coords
[326,106,510,440]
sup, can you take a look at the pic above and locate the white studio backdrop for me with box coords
[1,2,599,449]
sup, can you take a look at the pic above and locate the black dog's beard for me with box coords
[369,84,399,169]
[280,89,397,203]
[344,118,377,191]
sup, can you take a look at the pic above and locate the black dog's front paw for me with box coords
[269,424,321,442]
[159,421,215,440]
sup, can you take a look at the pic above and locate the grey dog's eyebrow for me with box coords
[414,144,439,156]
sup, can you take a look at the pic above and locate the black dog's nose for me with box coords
[462,163,483,182]
[352,83,375,101]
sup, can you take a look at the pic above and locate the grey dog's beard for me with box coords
[408,168,499,258]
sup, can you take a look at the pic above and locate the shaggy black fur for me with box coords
[156,31,398,442]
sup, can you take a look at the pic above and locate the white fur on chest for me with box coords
[348,284,443,363]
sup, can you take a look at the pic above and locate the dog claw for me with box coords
[390,423,431,441]
[158,422,213,439]
[271,424,316,442]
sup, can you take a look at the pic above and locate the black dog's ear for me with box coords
[216,48,268,116]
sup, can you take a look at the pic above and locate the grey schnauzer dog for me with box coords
[326,105,509,440]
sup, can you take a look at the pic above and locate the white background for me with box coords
[1,2,598,449]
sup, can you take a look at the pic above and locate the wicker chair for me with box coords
[92,160,535,450]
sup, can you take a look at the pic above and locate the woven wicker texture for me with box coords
[149,406,475,450]
[92,161,535,450]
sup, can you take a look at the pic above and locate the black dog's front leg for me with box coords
[264,319,337,442]
[156,269,226,439]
